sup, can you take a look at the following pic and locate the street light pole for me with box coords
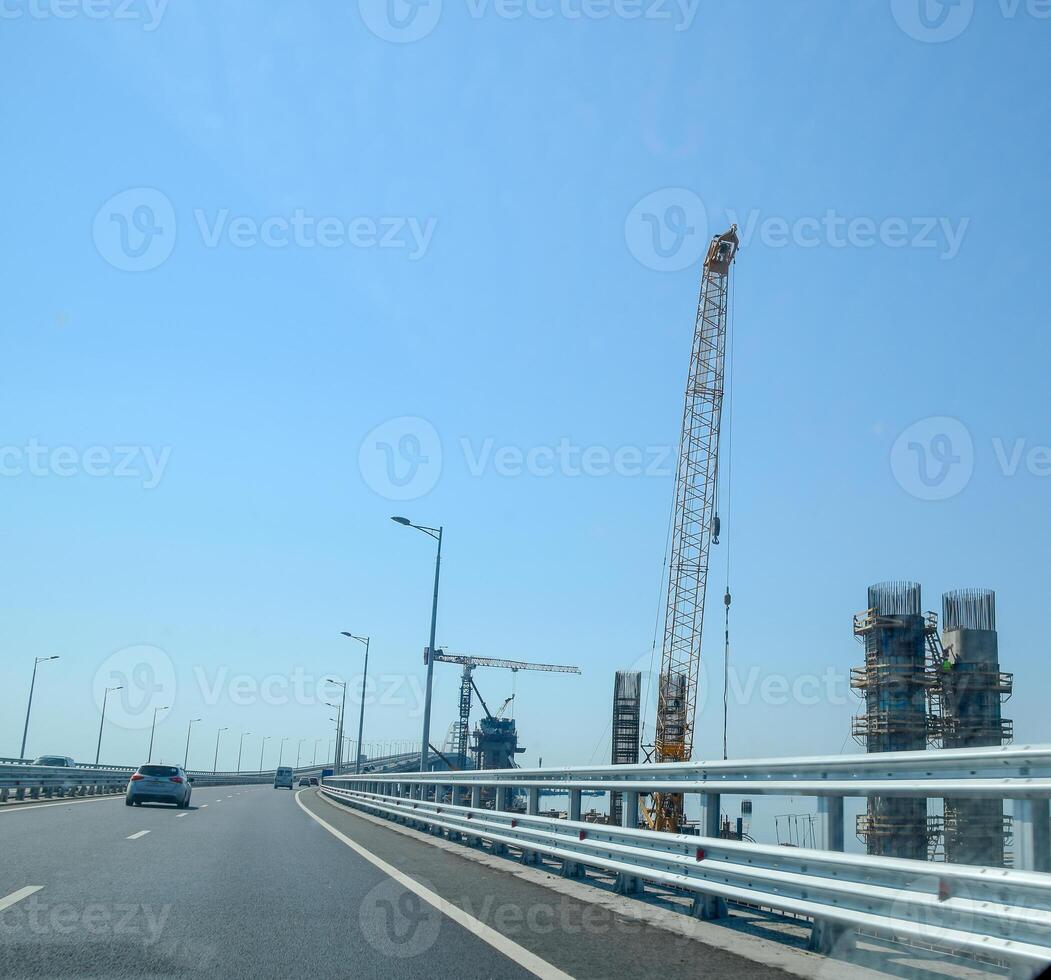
[147,706,168,763]
[391,517,442,773]
[341,633,371,775]
[327,679,347,772]
[94,685,123,765]
[183,718,202,769]
[237,731,251,772]
[296,738,305,768]
[213,727,228,773]
[20,655,59,759]
[259,735,270,772]
[278,736,288,767]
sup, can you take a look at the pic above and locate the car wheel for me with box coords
[125,799,133,806]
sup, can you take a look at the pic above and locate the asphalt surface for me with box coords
[0,785,797,980]
[0,785,534,979]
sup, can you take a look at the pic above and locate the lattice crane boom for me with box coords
[430,650,581,674]
[651,225,739,832]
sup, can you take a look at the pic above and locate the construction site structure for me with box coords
[936,589,1013,866]
[425,648,580,770]
[610,671,641,825]
[649,225,739,833]
[851,581,932,860]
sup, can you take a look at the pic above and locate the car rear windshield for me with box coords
[138,765,179,777]
[35,757,69,766]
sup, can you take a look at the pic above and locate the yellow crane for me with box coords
[646,225,739,832]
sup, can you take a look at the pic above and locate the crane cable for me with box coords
[722,266,737,761]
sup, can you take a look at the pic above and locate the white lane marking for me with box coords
[0,795,124,815]
[0,886,43,912]
[126,830,150,840]
[177,813,188,818]
[294,792,573,980]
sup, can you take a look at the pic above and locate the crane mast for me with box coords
[651,225,738,832]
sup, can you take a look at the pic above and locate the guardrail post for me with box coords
[809,795,853,954]
[490,786,509,855]
[817,796,845,852]
[471,785,481,808]
[691,793,727,920]
[520,787,541,864]
[561,789,584,878]
[1014,799,1051,873]
[615,791,642,895]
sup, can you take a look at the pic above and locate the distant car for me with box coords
[32,755,75,767]
[298,777,310,786]
[126,764,192,808]
[309,776,319,786]
[273,766,294,789]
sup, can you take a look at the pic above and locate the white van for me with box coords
[274,766,295,789]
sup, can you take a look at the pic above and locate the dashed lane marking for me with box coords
[0,887,42,912]
[127,830,150,840]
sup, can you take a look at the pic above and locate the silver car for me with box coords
[126,764,192,808]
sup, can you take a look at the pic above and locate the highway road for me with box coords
[0,786,797,979]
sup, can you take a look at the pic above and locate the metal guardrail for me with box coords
[0,750,422,804]
[321,745,1051,970]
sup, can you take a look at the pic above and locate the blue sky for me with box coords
[1,1,1049,785]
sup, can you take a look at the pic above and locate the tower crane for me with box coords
[648,225,739,833]
[425,648,581,769]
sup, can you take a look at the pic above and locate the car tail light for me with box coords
[130,773,145,781]
[170,776,184,783]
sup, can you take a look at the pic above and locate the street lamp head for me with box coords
[391,516,412,526]
[47,655,60,661]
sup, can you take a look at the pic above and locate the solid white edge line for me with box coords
[126,830,150,840]
[0,886,43,912]
[294,790,574,980]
